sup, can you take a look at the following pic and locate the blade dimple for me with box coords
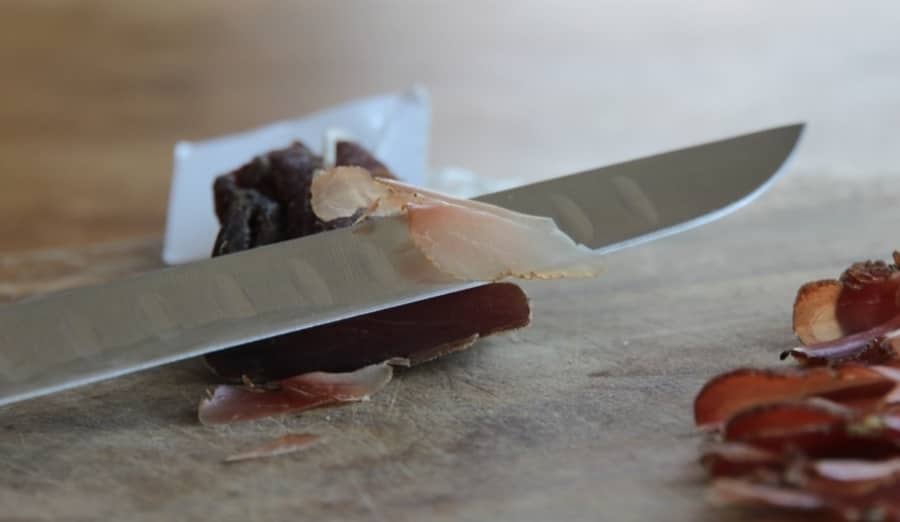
[611,175,660,227]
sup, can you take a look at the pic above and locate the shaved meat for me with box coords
[310,166,599,281]
[198,363,393,426]
[693,251,900,519]
[225,433,322,463]
[789,252,900,364]
[694,365,895,429]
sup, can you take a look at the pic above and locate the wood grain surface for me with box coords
[1,175,897,521]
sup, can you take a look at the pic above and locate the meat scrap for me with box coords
[199,363,394,426]
[693,251,900,521]
[225,433,322,463]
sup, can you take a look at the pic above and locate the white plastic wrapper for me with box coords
[162,85,522,265]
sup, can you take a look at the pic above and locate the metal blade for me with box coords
[478,123,804,253]
[0,123,804,407]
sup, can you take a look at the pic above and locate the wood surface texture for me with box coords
[3,1,900,521]
[1,175,897,521]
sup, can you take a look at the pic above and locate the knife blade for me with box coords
[0,123,804,407]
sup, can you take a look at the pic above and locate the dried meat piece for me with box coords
[783,316,900,366]
[224,433,322,463]
[837,255,900,333]
[693,365,896,429]
[722,400,900,460]
[335,141,396,180]
[211,142,326,256]
[310,166,599,281]
[204,282,530,382]
[198,363,393,425]
[792,252,900,346]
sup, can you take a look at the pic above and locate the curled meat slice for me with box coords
[793,280,844,345]
[694,365,895,429]
[198,363,393,426]
[794,254,900,345]
[310,166,599,281]
[783,316,900,365]
[711,475,900,521]
[790,252,900,365]
[723,400,900,459]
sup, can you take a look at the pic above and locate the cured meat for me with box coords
[198,363,394,426]
[224,433,322,463]
[310,166,599,281]
[784,317,900,365]
[693,365,897,428]
[694,250,900,520]
[789,252,900,364]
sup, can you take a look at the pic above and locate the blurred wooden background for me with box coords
[1,1,899,254]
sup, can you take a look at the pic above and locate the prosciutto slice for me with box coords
[310,166,599,281]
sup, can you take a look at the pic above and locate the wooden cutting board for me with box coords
[0,174,893,521]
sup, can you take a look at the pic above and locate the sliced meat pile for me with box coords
[200,139,596,425]
[694,251,900,520]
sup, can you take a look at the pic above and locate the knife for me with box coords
[0,123,804,407]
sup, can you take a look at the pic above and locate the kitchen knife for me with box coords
[0,123,804,407]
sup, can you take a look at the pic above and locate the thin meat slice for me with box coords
[699,442,782,477]
[722,400,900,460]
[406,202,596,280]
[710,479,825,511]
[198,363,393,426]
[694,365,895,429]
[783,316,900,366]
[225,433,322,463]
[310,166,599,281]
